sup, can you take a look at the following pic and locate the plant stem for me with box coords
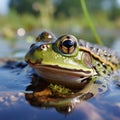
[80,0,103,45]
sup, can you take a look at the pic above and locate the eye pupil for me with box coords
[61,39,76,54]
[57,35,78,54]
[63,40,74,48]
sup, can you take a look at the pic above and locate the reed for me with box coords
[80,0,103,45]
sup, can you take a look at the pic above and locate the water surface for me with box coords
[0,37,120,120]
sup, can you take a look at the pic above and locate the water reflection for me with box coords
[0,63,120,120]
[0,37,120,120]
[0,92,24,107]
[24,74,104,114]
[24,72,120,119]
[25,74,79,114]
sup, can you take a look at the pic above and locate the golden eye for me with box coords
[36,31,56,42]
[57,35,77,54]
[82,52,92,68]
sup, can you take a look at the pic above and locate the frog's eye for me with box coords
[57,35,77,54]
[82,52,92,68]
[36,31,56,42]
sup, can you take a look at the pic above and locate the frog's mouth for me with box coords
[27,59,97,75]
[27,60,97,88]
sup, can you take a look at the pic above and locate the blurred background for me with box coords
[0,0,120,57]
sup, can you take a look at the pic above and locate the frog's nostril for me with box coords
[40,44,48,51]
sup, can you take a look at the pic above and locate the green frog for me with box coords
[24,31,120,111]
[0,31,120,114]
[25,31,120,96]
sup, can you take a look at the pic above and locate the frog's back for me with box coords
[78,39,120,70]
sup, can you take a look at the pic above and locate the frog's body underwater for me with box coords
[25,31,120,97]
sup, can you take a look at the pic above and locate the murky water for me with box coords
[0,37,120,120]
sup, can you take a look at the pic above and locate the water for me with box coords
[0,37,120,120]
[0,82,120,120]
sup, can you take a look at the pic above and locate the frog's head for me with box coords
[25,32,97,88]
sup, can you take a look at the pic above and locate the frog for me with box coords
[25,32,120,112]
[24,31,120,110]
[0,31,120,115]
[25,31,120,87]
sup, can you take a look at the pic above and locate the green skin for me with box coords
[24,32,120,107]
[25,34,99,88]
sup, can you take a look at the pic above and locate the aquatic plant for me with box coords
[80,0,103,45]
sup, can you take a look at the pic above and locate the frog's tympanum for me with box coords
[25,31,120,112]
